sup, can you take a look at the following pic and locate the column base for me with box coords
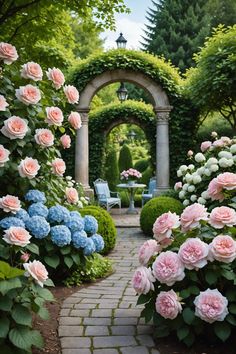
[153,187,171,197]
[82,185,94,198]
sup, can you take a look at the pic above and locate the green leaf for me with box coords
[179,288,190,299]
[0,296,13,311]
[226,289,236,302]
[44,255,60,269]
[154,325,169,338]
[221,269,235,281]
[182,308,195,325]
[30,330,44,349]
[137,293,151,305]
[43,278,55,287]
[229,304,236,314]
[205,270,218,285]
[183,332,195,347]
[36,287,54,301]
[177,326,189,340]
[60,246,71,255]
[11,305,32,326]
[188,285,199,295]
[141,306,153,323]
[26,243,39,255]
[64,256,74,268]
[71,253,80,265]
[9,327,32,350]
[37,307,50,320]
[214,322,231,342]
[0,278,22,296]
[0,317,10,338]
[226,314,236,326]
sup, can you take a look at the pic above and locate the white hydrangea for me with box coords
[182,183,189,191]
[195,153,206,163]
[188,164,195,171]
[179,190,186,199]
[183,199,190,206]
[185,173,193,183]
[198,197,206,205]
[219,157,234,168]
[180,165,188,173]
[190,194,197,202]
[77,201,83,208]
[177,169,182,177]
[193,175,202,184]
[230,144,236,154]
[188,185,195,192]
[67,181,74,187]
[201,191,210,199]
[204,168,211,177]
[209,164,219,173]
[206,157,218,166]
[196,167,205,175]
[218,151,233,159]
[233,156,236,162]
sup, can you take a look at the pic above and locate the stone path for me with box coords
[110,209,141,228]
[59,228,159,354]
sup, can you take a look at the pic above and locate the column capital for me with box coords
[77,108,90,124]
[155,106,173,123]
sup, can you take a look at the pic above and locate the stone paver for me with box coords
[59,228,158,354]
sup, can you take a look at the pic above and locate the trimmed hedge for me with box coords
[134,158,149,173]
[80,206,116,254]
[140,196,183,236]
[118,144,133,172]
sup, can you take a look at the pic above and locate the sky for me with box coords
[101,0,153,50]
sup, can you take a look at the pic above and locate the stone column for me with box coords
[154,106,172,194]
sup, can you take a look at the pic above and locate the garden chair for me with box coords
[93,179,121,212]
[141,177,156,207]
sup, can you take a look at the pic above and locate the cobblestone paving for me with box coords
[59,228,160,354]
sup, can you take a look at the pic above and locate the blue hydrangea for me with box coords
[25,189,46,204]
[0,217,25,229]
[72,230,87,249]
[14,209,30,223]
[70,211,81,218]
[64,216,84,232]
[25,216,50,239]
[47,205,70,223]
[28,203,48,218]
[83,238,96,256]
[91,234,104,252]
[83,215,98,235]
[50,225,71,247]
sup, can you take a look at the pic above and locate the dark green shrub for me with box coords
[105,148,119,191]
[120,191,142,208]
[134,158,149,172]
[140,196,183,236]
[118,144,133,172]
[140,166,153,185]
[80,206,117,254]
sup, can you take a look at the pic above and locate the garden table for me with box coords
[117,183,146,214]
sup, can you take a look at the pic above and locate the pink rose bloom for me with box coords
[1,116,28,140]
[220,136,231,145]
[64,85,79,104]
[138,239,160,266]
[208,235,236,263]
[65,187,79,204]
[194,289,228,323]
[201,141,211,152]
[132,266,155,294]
[18,157,40,179]
[60,134,71,149]
[0,42,18,64]
[45,107,64,126]
[20,252,30,263]
[207,178,224,202]
[187,150,193,157]
[51,158,66,176]
[209,206,236,229]
[0,195,21,213]
[152,251,185,286]
[24,260,48,287]
[213,139,225,148]
[180,203,209,232]
[21,62,43,81]
[174,182,182,191]
[178,238,209,270]
[46,67,65,89]
[34,128,54,148]
[155,290,182,320]
[217,172,236,191]
[3,227,31,247]
[68,112,82,129]
[0,95,9,111]
[153,212,180,244]
[15,84,41,105]
[0,145,10,167]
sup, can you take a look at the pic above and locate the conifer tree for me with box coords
[118,144,133,173]
[105,148,119,191]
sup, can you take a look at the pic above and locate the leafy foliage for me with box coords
[118,144,133,173]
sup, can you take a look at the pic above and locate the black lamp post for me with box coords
[116,32,127,49]
[128,130,137,141]
[116,82,128,103]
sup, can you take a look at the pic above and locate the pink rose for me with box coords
[209,206,236,229]
[20,252,30,263]
[138,239,160,266]
[60,134,71,149]
[180,203,208,232]
[208,235,236,263]
[220,136,231,145]
[1,116,28,140]
[46,67,65,89]
[65,187,79,204]
[213,139,225,148]
[217,172,236,191]
[132,266,155,294]
[34,128,54,148]
[178,238,209,270]
[194,289,228,323]
[201,141,211,152]
[187,150,193,157]
[51,158,66,176]
[0,195,21,213]
[0,42,18,64]
[64,85,79,104]
[15,85,41,105]
[45,107,64,126]
[174,182,182,191]
[3,227,31,247]
[24,260,48,287]
[0,95,9,111]
[153,212,180,244]
[155,290,182,319]
[68,112,82,129]
[21,62,43,81]
[18,157,40,179]
[207,178,224,202]
[0,145,10,167]
[152,251,185,286]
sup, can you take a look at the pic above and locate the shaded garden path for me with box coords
[59,228,159,354]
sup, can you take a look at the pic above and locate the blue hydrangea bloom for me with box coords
[83,238,96,256]
[70,211,81,218]
[48,205,70,223]
[50,225,71,247]
[64,216,84,232]
[14,209,30,223]
[25,216,50,239]
[28,203,48,218]
[83,215,98,235]
[72,230,87,249]
[91,234,104,252]
[0,217,25,229]
[25,189,46,204]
